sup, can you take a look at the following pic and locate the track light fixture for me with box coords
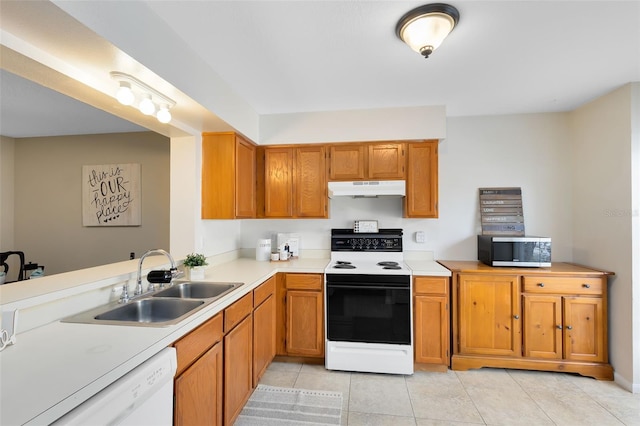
[110,71,176,123]
[396,3,460,58]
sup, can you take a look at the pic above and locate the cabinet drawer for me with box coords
[254,276,276,307]
[225,293,253,333]
[285,273,323,291]
[414,276,448,295]
[174,313,223,375]
[523,276,603,295]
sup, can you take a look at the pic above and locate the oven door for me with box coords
[326,274,411,345]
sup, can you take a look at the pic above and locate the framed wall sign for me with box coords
[82,163,141,226]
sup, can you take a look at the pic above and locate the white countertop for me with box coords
[0,257,449,425]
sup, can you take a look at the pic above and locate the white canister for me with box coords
[256,239,272,261]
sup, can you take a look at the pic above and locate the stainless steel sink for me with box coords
[152,281,241,299]
[62,298,206,327]
[62,281,244,327]
[95,298,205,323]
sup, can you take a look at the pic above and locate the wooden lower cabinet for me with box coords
[276,273,324,357]
[173,278,279,426]
[414,276,449,367]
[175,342,223,426]
[458,274,521,357]
[287,289,323,356]
[442,261,614,380]
[224,294,253,426]
[253,277,276,386]
[173,313,224,426]
[523,276,606,363]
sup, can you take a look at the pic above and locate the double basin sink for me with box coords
[62,282,243,327]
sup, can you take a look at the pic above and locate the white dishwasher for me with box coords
[52,347,177,426]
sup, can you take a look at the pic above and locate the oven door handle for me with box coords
[326,284,409,291]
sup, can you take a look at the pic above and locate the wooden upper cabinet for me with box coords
[260,145,327,218]
[295,146,327,217]
[202,132,256,219]
[367,143,405,179]
[404,141,438,218]
[263,147,294,217]
[235,138,257,217]
[329,145,366,180]
[329,142,405,181]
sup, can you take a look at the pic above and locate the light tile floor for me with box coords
[257,362,640,426]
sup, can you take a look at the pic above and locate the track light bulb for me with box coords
[156,105,172,123]
[139,95,156,115]
[116,81,135,105]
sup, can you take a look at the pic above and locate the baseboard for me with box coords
[614,371,639,393]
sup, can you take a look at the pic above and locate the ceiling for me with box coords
[0,70,146,138]
[1,1,639,138]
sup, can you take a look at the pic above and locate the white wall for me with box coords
[0,136,15,251]
[570,83,638,392]
[171,133,242,260]
[12,132,170,275]
[242,113,575,262]
[633,83,640,391]
[259,106,446,145]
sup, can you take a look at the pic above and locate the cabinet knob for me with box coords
[557,325,563,329]
[537,283,545,287]
[514,315,520,320]
[566,325,573,330]
[582,283,591,288]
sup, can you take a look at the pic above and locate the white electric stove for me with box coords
[324,228,413,375]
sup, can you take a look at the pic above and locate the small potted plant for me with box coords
[183,253,208,280]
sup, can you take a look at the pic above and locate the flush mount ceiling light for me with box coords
[395,3,460,59]
[110,71,176,123]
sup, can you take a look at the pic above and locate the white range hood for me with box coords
[328,180,406,198]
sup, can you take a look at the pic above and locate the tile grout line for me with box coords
[454,370,489,425]
[504,369,558,425]
[402,375,418,424]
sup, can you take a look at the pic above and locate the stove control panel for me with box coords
[330,229,403,252]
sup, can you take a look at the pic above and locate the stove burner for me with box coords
[377,261,399,267]
[336,261,352,265]
[333,264,356,269]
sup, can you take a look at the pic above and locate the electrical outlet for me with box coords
[415,231,426,243]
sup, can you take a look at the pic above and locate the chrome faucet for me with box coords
[135,249,179,296]
[118,249,180,303]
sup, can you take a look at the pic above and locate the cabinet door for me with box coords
[458,274,521,356]
[414,295,448,365]
[523,294,562,359]
[367,143,405,179]
[202,133,235,219]
[224,314,253,426]
[329,145,366,180]
[564,296,605,362]
[253,294,276,387]
[235,136,256,218]
[202,132,256,219]
[264,147,293,217]
[405,141,438,218]
[286,290,324,357]
[295,146,327,217]
[175,341,223,426]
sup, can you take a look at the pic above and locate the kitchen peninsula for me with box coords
[0,254,450,425]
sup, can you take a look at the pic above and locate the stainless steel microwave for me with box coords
[478,235,551,267]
